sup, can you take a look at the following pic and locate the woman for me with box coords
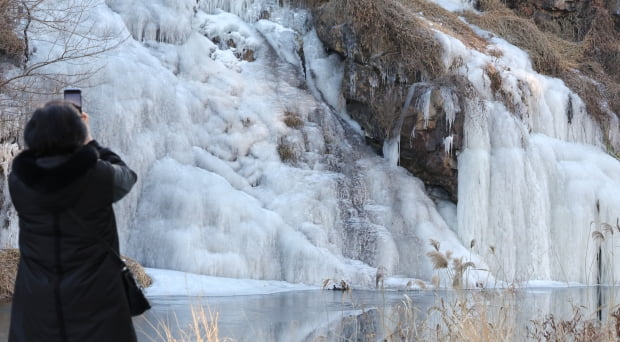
[8,101,138,342]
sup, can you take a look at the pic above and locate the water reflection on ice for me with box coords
[1,286,620,341]
[135,290,434,342]
[134,286,620,341]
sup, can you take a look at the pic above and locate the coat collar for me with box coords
[11,145,99,193]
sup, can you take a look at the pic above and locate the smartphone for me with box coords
[64,88,82,112]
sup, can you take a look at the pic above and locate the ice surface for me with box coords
[144,268,317,297]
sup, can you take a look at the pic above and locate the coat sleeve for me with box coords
[87,140,138,202]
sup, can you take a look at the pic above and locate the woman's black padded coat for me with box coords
[8,140,138,342]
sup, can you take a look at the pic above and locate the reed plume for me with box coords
[427,250,449,269]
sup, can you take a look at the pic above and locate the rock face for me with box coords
[489,0,620,139]
[312,1,465,201]
[494,0,610,42]
[310,0,619,202]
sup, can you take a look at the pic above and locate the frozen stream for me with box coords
[1,286,619,341]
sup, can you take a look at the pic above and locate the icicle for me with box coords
[0,143,18,169]
[443,135,454,155]
[369,75,378,98]
[348,71,357,96]
[199,0,291,23]
[106,0,193,44]
[415,88,432,129]
[382,138,401,167]
[384,83,418,166]
[440,87,459,132]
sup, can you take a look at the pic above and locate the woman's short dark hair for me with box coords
[24,101,87,156]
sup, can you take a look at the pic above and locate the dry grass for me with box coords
[426,239,476,289]
[0,248,19,302]
[341,0,487,80]
[125,256,153,288]
[463,10,570,76]
[386,287,517,342]
[142,290,620,342]
[528,305,620,341]
[296,0,329,8]
[581,8,620,83]
[389,290,620,342]
[318,0,487,85]
[429,295,514,341]
[283,110,304,129]
[561,62,620,131]
[0,248,152,302]
[147,305,229,342]
[484,63,502,94]
[466,0,591,75]
[277,138,297,163]
[466,0,620,148]
[343,0,444,80]
[399,0,487,51]
[0,0,24,63]
[427,250,449,269]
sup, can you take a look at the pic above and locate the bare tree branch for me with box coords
[0,0,129,142]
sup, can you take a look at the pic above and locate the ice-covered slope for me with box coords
[3,0,620,288]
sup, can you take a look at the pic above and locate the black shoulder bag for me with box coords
[67,210,151,316]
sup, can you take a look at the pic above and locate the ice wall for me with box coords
[431,28,620,284]
[0,0,487,288]
[8,0,620,288]
[0,143,19,246]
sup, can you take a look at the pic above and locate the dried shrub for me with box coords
[561,63,620,152]
[463,10,567,76]
[0,249,152,303]
[476,0,514,13]
[427,250,449,269]
[124,256,153,288]
[297,0,329,8]
[485,63,502,94]
[277,139,297,163]
[283,111,304,129]
[528,305,620,341]
[343,0,445,80]
[582,8,620,83]
[342,0,486,80]
[235,48,255,62]
[487,48,504,59]
[426,239,476,289]
[467,0,619,148]
[0,0,24,62]
[389,292,517,341]
[0,248,19,302]
[533,12,587,42]
[399,0,487,51]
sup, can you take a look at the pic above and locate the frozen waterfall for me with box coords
[3,0,620,288]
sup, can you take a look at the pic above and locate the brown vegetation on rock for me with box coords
[0,0,24,63]
[277,138,298,163]
[463,9,568,76]
[341,0,455,81]
[0,248,19,302]
[582,8,620,83]
[283,110,304,129]
[469,0,620,153]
